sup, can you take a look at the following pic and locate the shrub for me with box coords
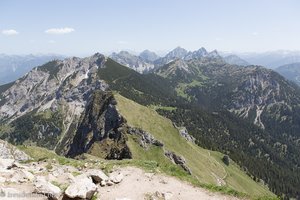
[222,155,230,166]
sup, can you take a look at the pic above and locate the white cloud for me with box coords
[45,27,75,34]
[2,29,19,36]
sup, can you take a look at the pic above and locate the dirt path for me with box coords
[98,167,240,200]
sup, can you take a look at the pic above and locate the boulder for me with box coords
[106,179,114,186]
[0,159,15,169]
[21,169,35,181]
[100,180,106,187]
[85,169,108,183]
[109,172,124,184]
[33,176,62,200]
[64,175,97,199]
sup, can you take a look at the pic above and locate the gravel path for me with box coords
[98,166,240,200]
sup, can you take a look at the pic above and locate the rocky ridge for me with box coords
[110,51,154,73]
[0,140,240,200]
[0,54,133,159]
[109,47,222,74]
[0,143,125,200]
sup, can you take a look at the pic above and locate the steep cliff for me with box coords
[65,91,131,159]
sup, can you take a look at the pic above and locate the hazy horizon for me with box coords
[2,48,300,58]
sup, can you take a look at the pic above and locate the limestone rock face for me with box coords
[0,139,31,161]
[110,51,155,73]
[0,54,108,152]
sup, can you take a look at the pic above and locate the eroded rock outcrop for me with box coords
[164,150,192,175]
[172,123,195,143]
[65,91,131,160]
[0,139,31,161]
[127,127,164,149]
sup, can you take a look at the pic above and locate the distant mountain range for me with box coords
[223,55,249,66]
[236,50,300,69]
[2,49,300,86]
[275,62,300,86]
[109,47,223,74]
[0,54,64,85]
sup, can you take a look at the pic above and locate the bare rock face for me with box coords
[0,54,108,151]
[0,159,15,170]
[172,124,195,143]
[110,51,155,73]
[0,54,107,121]
[127,127,164,149]
[178,127,195,143]
[65,91,132,160]
[164,150,192,175]
[0,139,31,161]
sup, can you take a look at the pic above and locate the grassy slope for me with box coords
[115,93,275,198]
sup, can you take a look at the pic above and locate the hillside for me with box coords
[114,93,274,197]
[99,55,300,198]
[153,58,300,198]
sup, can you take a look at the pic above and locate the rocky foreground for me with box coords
[0,160,239,200]
[0,140,239,200]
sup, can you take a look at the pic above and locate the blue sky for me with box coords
[0,0,299,56]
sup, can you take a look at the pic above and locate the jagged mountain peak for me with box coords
[184,47,208,60]
[206,49,221,58]
[0,54,108,122]
[115,50,132,55]
[139,50,160,62]
[195,47,208,55]
[92,52,105,58]
[165,46,188,59]
[109,51,154,73]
